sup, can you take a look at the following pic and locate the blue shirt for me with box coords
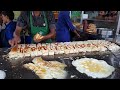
[1,21,16,47]
[56,11,76,42]
[5,21,16,41]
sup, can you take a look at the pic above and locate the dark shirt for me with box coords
[1,21,16,47]
[5,21,16,41]
[17,11,56,31]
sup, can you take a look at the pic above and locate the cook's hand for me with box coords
[34,36,44,43]
[8,40,13,46]
[10,33,21,46]
[33,33,45,43]
[33,33,39,41]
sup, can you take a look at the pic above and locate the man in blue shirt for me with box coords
[0,11,16,47]
[56,11,80,42]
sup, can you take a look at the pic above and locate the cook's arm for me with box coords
[10,11,28,46]
[43,28,56,40]
[14,26,22,37]
[64,11,80,37]
[14,11,28,36]
[42,11,56,40]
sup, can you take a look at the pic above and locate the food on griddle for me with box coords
[41,44,49,56]
[23,57,67,79]
[8,40,120,59]
[29,44,38,56]
[8,44,24,58]
[47,44,55,55]
[72,58,115,78]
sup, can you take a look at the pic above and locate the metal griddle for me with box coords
[1,46,120,79]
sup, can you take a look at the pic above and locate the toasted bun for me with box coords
[11,45,18,52]
[34,33,44,40]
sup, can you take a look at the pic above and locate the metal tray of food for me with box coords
[2,53,120,79]
[1,47,120,79]
[12,54,120,79]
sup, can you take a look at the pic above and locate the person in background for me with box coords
[105,11,117,21]
[83,20,98,40]
[84,11,98,19]
[10,11,56,46]
[56,11,80,42]
[0,11,16,47]
[96,11,106,20]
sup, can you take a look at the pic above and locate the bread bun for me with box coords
[34,33,44,40]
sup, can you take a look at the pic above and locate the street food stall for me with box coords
[0,11,120,79]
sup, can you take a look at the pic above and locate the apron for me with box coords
[30,11,52,43]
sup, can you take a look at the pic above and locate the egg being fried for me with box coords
[72,58,115,78]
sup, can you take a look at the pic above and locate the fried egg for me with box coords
[72,58,115,78]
